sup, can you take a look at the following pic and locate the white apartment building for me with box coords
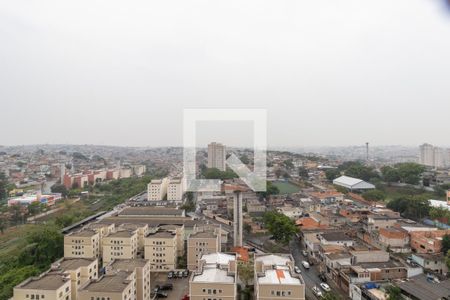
[208,142,226,171]
[419,143,448,168]
[147,178,169,201]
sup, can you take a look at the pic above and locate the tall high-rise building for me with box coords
[419,143,435,166]
[208,142,226,171]
[419,143,448,168]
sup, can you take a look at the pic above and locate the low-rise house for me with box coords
[276,206,303,220]
[254,254,305,300]
[411,253,448,275]
[319,231,355,247]
[362,214,398,233]
[378,228,410,252]
[410,230,450,254]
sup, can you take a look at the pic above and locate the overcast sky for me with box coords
[1,0,450,148]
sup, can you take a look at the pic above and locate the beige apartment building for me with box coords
[187,230,221,271]
[102,230,139,266]
[107,259,151,300]
[189,252,237,300]
[160,224,185,256]
[167,178,184,201]
[118,223,152,253]
[64,229,100,259]
[78,270,135,300]
[144,230,178,271]
[50,258,98,300]
[254,254,305,300]
[13,272,71,300]
[147,178,169,201]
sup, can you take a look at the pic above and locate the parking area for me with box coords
[151,272,189,300]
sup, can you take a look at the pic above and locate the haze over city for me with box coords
[1,0,450,147]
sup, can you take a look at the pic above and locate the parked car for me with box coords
[318,273,327,282]
[160,283,173,291]
[155,292,168,298]
[301,261,310,269]
[294,266,301,274]
[167,271,174,279]
[183,270,189,277]
[177,271,184,278]
[320,283,331,292]
[312,286,323,297]
[302,250,308,257]
[153,286,160,293]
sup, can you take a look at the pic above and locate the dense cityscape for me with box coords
[1,142,450,300]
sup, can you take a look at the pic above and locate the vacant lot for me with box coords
[272,181,301,194]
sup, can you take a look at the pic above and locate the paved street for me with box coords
[290,238,349,300]
[150,272,189,300]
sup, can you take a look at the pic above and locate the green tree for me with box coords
[240,154,250,165]
[362,189,386,202]
[238,261,254,286]
[381,166,401,184]
[442,235,450,254]
[325,169,341,181]
[298,167,309,179]
[387,195,430,220]
[50,184,68,197]
[258,181,280,199]
[263,211,299,245]
[283,159,294,169]
[386,285,402,300]
[0,172,8,201]
[322,292,342,300]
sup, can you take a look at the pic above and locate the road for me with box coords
[290,238,348,300]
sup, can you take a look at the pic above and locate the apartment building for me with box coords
[64,229,100,259]
[254,254,305,300]
[189,252,237,300]
[50,258,98,300]
[144,230,178,271]
[187,230,221,271]
[147,178,169,201]
[13,272,71,300]
[167,178,184,201]
[362,215,399,233]
[159,224,185,257]
[117,223,151,253]
[102,230,139,265]
[207,142,226,171]
[106,259,151,300]
[78,270,135,300]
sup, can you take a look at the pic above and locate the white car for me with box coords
[301,261,310,269]
[320,283,331,292]
[294,266,301,274]
[302,250,308,257]
[312,286,323,297]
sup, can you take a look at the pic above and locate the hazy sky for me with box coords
[1,0,450,148]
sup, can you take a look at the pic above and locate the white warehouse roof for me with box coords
[333,175,375,190]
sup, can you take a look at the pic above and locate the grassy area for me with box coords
[0,224,37,260]
[272,181,301,194]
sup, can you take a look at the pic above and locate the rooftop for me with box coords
[81,271,132,293]
[190,231,216,239]
[397,274,450,300]
[57,258,96,270]
[320,231,352,242]
[119,207,184,216]
[201,253,235,265]
[147,230,176,238]
[68,229,97,237]
[258,267,301,285]
[256,254,291,266]
[106,230,136,238]
[110,259,148,271]
[192,267,234,283]
[17,273,69,290]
